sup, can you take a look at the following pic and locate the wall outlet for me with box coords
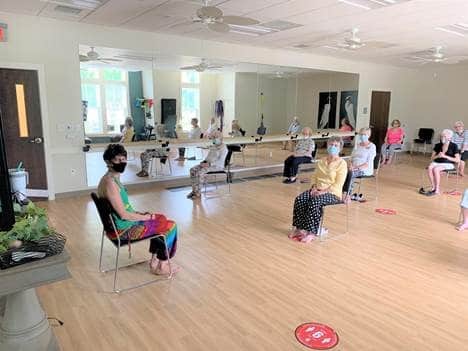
[70,168,76,176]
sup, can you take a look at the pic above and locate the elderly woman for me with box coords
[290,136,347,243]
[225,119,245,166]
[120,116,135,143]
[421,129,460,196]
[282,116,302,150]
[97,144,179,275]
[187,129,228,199]
[380,119,405,165]
[342,128,377,202]
[282,127,316,184]
[452,121,468,176]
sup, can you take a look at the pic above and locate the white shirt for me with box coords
[351,142,376,176]
[287,121,301,134]
[205,143,228,171]
[189,126,202,139]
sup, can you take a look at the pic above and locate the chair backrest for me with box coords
[240,129,246,136]
[90,192,115,233]
[131,133,137,142]
[418,128,434,143]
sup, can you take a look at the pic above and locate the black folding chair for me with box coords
[90,193,173,293]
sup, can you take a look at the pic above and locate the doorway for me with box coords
[0,68,48,197]
[369,91,391,152]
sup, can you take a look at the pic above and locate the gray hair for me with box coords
[442,129,454,139]
[359,127,371,136]
[454,121,464,128]
[327,136,344,149]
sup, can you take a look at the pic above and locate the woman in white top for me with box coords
[187,129,227,199]
[342,127,377,201]
[176,118,202,161]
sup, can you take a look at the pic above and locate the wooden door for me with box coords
[369,91,391,152]
[0,68,47,190]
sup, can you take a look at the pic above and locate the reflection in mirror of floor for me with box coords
[40,154,468,351]
[85,142,354,187]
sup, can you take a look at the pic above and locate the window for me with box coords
[80,68,129,134]
[181,72,200,130]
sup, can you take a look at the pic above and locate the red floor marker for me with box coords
[444,190,461,196]
[375,208,397,215]
[295,322,339,350]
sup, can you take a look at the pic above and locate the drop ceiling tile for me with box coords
[0,0,46,15]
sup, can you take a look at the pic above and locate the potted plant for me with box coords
[0,202,66,269]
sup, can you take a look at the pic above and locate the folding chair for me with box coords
[411,128,434,155]
[317,174,353,241]
[203,164,232,195]
[149,142,172,177]
[90,193,173,293]
[353,158,381,202]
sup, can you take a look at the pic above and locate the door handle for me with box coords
[29,137,43,144]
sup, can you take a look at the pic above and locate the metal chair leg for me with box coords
[99,230,105,272]
[113,243,121,293]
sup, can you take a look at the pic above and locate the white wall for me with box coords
[0,11,432,195]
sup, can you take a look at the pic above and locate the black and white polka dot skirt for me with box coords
[292,190,341,233]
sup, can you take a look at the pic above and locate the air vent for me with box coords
[40,0,103,10]
[54,5,82,14]
[261,20,302,31]
[229,20,302,37]
[338,0,411,10]
[292,44,310,49]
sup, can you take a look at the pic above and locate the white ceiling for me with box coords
[5,0,468,66]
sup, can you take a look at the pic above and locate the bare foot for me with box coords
[151,262,181,275]
[300,234,316,243]
[456,223,468,231]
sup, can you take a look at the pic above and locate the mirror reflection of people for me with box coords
[225,119,245,166]
[339,118,354,145]
[380,119,405,165]
[289,137,347,243]
[205,117,218,137]
[187,129,227,200]
[98,144,179,275]
[282,116,302,150]
[120,116,135,143]
[452,121,468,176]
[319,97,331,129]
[136,144,169,178]
[176,118,202,162]
[344,96,355,128]
[422,129,460,196]
[282,127,315,184]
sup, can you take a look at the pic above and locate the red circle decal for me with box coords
[444,190,461,196]
[375,208,396,215]
[295,322,339,350]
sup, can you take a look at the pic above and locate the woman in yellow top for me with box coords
[120,116,135,143]
[291,136,347,243]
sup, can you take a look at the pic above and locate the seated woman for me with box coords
[97,144,179,274]
[342,127,376,201]
[225,119,245,166]
[422,129,460,196]
[176,118,202,161]
[187,129,228,199]
[339,118,354,146]
[282,127,315,184]
[282,116,302,150]
[136,144,169,178]
[290,136,347,243]
[380,119,404,165]
[457,189,468,231]
[120,116,135,143]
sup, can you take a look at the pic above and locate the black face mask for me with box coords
[111,162,127,173]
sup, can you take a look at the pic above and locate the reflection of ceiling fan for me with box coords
[404,46,468,64]
[335,28,365,50]
[267,71,295,79]
[180,58,223,72]
[190,0,259,33]
[79,47,122,64]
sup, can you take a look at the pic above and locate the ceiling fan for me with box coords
[190,0,260,33]
[404,46,468,64]
[79,47,122,64]
[335,28,365,50]
[180,58,223,72]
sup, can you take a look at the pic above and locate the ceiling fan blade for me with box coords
[207,65,223,70]
[208,22,230,33]
[180,65,200,70]
[221,16,259,26]
[197,6,223,19]
[99,58,122,62]
[79,54,91,62]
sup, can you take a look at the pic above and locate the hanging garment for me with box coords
[215,100,224,131]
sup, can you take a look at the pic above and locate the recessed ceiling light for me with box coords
[338,0,409,10]
[40,0,103,10]
[338,0,371,10]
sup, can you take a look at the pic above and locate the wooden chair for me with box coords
[90,193,173,293]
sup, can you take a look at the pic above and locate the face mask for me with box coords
[112,162,127,173]
[212,138,222,146]
[440,137,448,144]
[360,135,369,143]
[327,145,340,156]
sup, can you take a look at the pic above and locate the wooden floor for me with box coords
[39,154,468,350]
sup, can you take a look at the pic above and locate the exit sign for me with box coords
[0,23,7,42]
